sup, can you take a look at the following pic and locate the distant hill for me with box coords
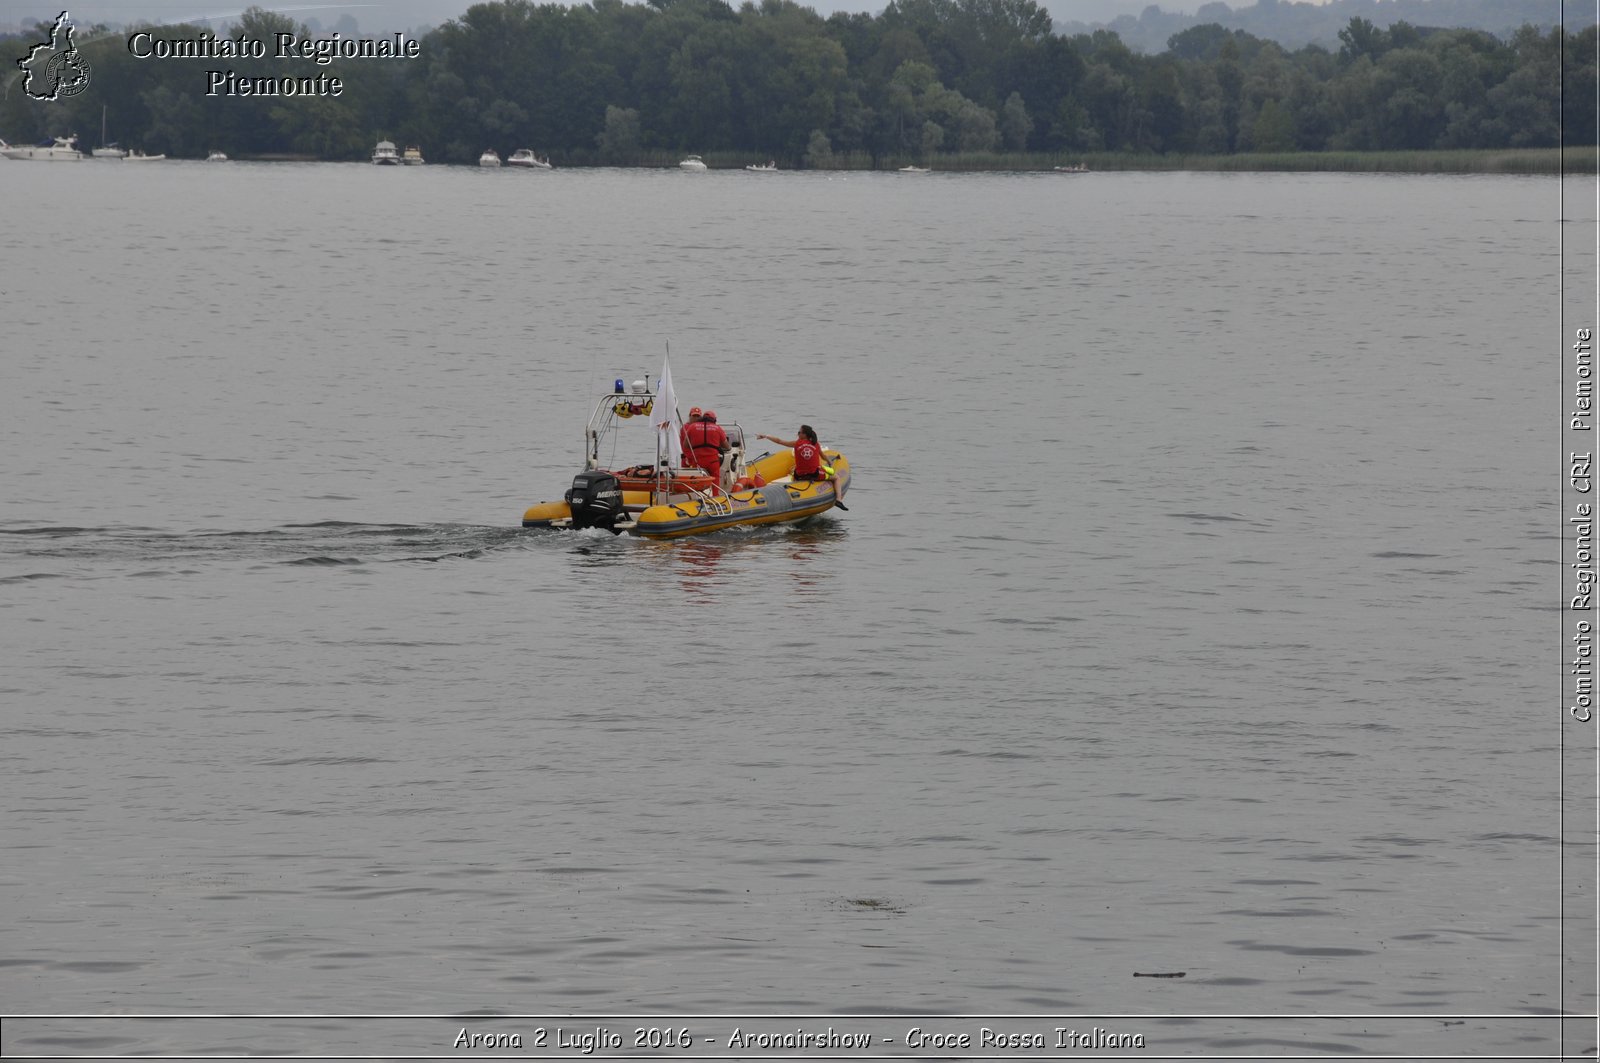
[1055,0,1598,52]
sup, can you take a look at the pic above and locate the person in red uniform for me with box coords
[757,425,847,509]
[757,425,829,480]
[680,407,729,481]
[678,407,700,460]
[701,410,732,484]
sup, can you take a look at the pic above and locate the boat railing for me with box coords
[682,482,731,517]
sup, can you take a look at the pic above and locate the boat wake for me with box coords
[0,517,849,582]
[0,521,532,578]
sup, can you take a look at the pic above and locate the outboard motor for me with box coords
[565,471,624,532]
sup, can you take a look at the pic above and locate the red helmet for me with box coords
[704,410,718,422]
[688,406,703,419]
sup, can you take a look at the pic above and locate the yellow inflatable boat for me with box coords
[521,369,849,539]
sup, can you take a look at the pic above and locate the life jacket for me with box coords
[793,440,825,478]
[682,420,726,473]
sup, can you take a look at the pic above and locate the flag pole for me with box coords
[652,348,683,506]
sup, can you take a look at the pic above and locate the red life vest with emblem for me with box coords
[793,439,823,478]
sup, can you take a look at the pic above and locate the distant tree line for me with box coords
[1,1,1592,163]
[1058,0,1596,55]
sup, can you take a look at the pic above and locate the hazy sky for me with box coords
[0,0,1266,35]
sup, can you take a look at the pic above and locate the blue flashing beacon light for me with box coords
[614,379,625,393]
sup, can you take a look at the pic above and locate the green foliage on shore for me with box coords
[1057,0,1596,55]
[2,1,1592,166]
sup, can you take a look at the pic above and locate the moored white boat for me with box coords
[521,363,849,539]
[206,150,228,161]
[745,160,777,171]
[479,149,501,167]
[123,150,166,161]
[678,154,707,171]
[372,140,401,164]
[402,145,424,165]
[897,164,930,173]
[0,135,83,161]
[506,148,552,168]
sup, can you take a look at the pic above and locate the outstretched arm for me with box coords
[757,433,798,448]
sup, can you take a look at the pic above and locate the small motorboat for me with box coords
[678,155,707,171]
[745,160,777,172]
[371,140,401,164]
[0,135,82,161]
[521,362,849,539]
[123,150,166,161]
[1053,163,1089,173]
[507,149,552,168]
[479,149,501,168]
[897,165,930,173]
[403,145,425,165]
[206,150,228,161]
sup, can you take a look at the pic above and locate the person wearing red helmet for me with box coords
[680,406,729,482]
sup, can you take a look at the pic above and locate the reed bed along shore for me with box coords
[590,147,1588,174]
[867,147,1587,174]
[1086,147,1584,174]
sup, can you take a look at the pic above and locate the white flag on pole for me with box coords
[653,354,683,469]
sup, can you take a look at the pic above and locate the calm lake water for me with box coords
[0,160,1591,1059]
